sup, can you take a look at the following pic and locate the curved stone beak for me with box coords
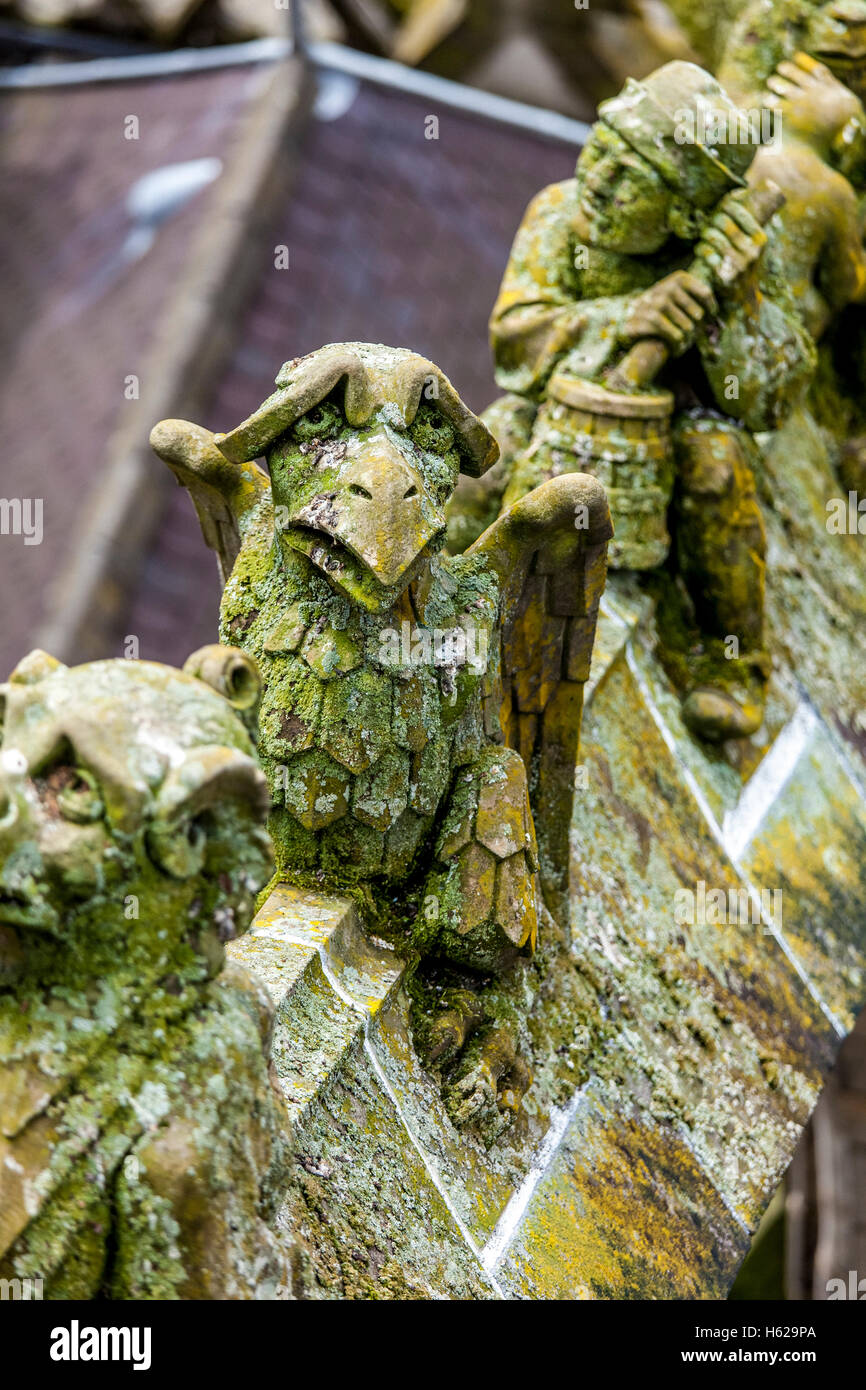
[290,433,446,589]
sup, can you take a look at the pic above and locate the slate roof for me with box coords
[0,61,275,676]
[118,77,578,666]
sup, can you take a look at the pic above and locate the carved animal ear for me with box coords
[215,343,499,478]
[7,650,66,686]
[183,645,262,713]
[147,746,270,879]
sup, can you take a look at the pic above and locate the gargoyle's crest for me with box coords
[215,342,498,477]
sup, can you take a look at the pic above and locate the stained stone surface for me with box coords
[229,544,866,1296]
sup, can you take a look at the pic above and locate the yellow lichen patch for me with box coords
[496,1084,743,1298]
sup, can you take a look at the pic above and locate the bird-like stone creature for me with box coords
[151,342,611,1139]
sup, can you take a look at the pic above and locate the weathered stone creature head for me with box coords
[212,342,497,614]
[801,1,866,85]
[0,648,304,1300]
[0,645,272,992]
[671,0,866,105]
[664,0,866,98]
[574,60,760,253]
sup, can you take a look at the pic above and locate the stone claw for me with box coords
[445,1025,532,1143]
[498,1054,532,1120]
[425,988,484,1067]
[447,1059,501,1132]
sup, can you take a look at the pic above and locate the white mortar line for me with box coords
[625,644,729,841]
[362,1031,507,1299]
[480,1086,588,1272]
[814,691,866,806]
[311,940,507,1298]
[609,1023,754,1235]
[625,644,845,1038]
[672,1123,751,1235]
[722,702,818,861]
[599,591,635,630]
[760,921,844,1036]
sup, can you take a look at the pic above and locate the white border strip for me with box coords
[722,702,818,862]
[0,36,291,86]
[481,1086,588,1272]
[311,938,506,1297]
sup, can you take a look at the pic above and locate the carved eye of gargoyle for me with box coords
[145,745,271,881]
[28,742,106,827]
[134,646,270,881]
[47,765,105,825]
[146,814,209,880]
[408,408,457,459]
[292,399,344,443]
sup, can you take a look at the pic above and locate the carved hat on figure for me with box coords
[597,59,760,205]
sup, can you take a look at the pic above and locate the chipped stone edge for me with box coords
[229,885,509,1296]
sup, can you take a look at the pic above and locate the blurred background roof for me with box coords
[0,0,693,113]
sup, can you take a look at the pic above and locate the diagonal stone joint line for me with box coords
[721,702,818,862]
[472,642,827,1278]
[480,1087,589,1274]
[672,1122,752,1235]
[311,936,507,1298]
[625,643,845,1041]
[266,637,858,1289]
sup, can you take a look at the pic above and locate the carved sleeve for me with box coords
[697,245,818,432]
[489,180,634,397]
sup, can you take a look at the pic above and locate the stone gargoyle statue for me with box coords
[0,645,301,1299]
[447,61,817,744]
[151,342,611,1140]
[654,1,866,496]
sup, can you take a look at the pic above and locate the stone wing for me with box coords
[150,419,270,584]
[468,474,612,926]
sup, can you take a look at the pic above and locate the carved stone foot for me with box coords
[445,1024,532,1145]
[681,650,770,742]
[681,683,763,742]
[424,987,484,1068]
